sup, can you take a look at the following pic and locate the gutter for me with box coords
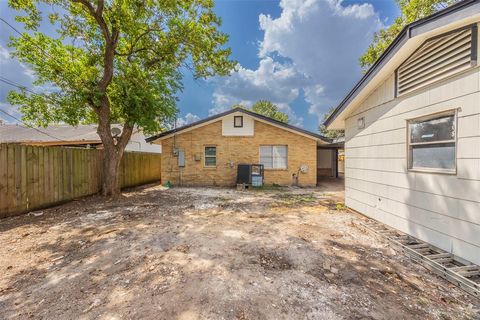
[324,0,479,128]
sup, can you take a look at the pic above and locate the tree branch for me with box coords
[115,47,153,61]
[116,122,134,152]
[72,0,111,41]
[115,27,160,60]
[96,0,104,16]
[72,0,119,100]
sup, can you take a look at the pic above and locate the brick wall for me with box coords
[159,120,317,187]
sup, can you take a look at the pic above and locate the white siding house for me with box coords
[325,1,480,265]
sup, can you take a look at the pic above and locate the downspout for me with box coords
[173,115,181,186]
[173,115,177,151]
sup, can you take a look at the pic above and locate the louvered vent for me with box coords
[396,25,477,96]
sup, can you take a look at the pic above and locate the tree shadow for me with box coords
[343,66,480,267]
[0,186,477,319]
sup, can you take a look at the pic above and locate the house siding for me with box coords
[344,65,480,265]
[160,119,317,187]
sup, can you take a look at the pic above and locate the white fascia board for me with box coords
[327,13,480,130]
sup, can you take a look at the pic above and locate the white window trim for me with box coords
[204,145,217,167]
[259,145,288,170]
[406,109,457,175]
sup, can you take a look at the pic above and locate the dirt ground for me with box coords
[0,180,479,320]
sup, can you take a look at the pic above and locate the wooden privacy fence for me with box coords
[0,143,162,218]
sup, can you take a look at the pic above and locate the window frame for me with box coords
[259,145,288,170]
[234,115,243,128]
[204,145,217,167]
[406,109,457,175]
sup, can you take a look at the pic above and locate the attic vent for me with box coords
[396,25,477,96]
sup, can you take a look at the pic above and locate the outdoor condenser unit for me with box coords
[237,164,264,186]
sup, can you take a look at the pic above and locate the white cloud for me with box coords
[211,57,309,117]
[0,44,34,80]
[271,102,303,126]
[0,43,38,110]
[21,63,36,80]
[0,45,10,63]
[0,44,56,124]
[0,102,21,123]
[176,113,200,127]
[212,0,383,126]
[163,112,200,130]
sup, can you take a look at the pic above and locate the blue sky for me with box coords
[0,0,399,132]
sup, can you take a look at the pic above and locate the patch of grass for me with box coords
[274,193,317,205]
[250,184,285,192]
[417,297,429,306]
[439,313,452,320]
[335,203,346,210]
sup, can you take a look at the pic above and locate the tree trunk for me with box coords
[76,0,125,196]
[96,118,133,197]
[102,143,123,196]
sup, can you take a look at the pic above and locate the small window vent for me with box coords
[396,25,477,96]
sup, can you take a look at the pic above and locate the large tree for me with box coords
[233,100,289,123]
[359,0,457,70]
[318,106,344,140]
[251,100,289,123]
[7,0,235,195]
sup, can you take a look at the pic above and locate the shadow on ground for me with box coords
[0,184,478,319]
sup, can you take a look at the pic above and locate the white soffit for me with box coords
[327,14,480,130]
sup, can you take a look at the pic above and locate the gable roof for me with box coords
[145,107,331,143]
[325,0,480,129]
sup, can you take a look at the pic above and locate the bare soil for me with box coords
[0,181,478,320]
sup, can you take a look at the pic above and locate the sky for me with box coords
[0,0,400,132]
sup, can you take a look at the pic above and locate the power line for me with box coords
[0,76,63,107]
[0,78,74,132]
[0,108,65,141]
[0,17,57,62]
[0,76,39,96]
[0,16,85,89]
[0,17,104,143]
[0,77,66,142]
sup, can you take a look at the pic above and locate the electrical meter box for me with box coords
[178,150,185,167]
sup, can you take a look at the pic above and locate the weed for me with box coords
[417,297,429,306]
[439,312,451,320]
[274,193,317,205]
[335,203,346,210]
[251,184,285,191]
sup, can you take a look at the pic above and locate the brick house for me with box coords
[146,107,339,187]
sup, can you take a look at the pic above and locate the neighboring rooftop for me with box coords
[0,124,160,153]
[0,124,99,144]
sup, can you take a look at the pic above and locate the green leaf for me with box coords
[359,0,457,71]
[7,0,236,135]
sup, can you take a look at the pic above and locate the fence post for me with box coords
[0,144,162,217]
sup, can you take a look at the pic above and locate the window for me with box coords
[234,116,243,128]
[260,145,287,169]
[205,146,216,167]
[407,111,456,173]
